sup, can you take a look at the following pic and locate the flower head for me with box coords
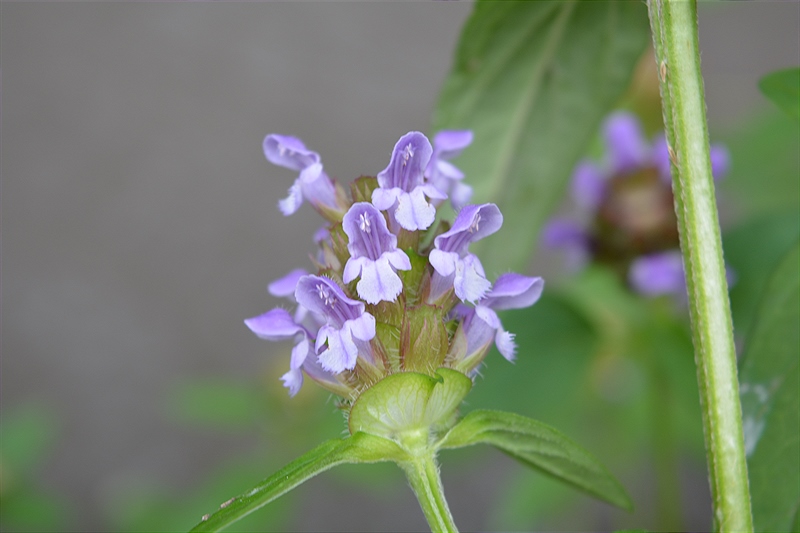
[544,111,730,298]
[247,130,543,399]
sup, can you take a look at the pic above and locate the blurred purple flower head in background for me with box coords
[543,111,730,299]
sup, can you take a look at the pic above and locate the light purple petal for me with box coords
[603,112,649,174]
[386,249,412,271]
[263,134,320,171]
[420,183,448,201]
[278,181,304,216]
[348,313,376,342]
[280,368,304,397]
[495,330,517,362]
[377,131,433,191]
[463,319,494,362]
[371,187,401,211]
[628,251,686,297]
[483,274,544,311]
[710,144,730,181]
[570,161,607,210]
[313,225,331,244]
[317,324,359,373]
[431,160,464,182]
[394,188,436,231]
[454,254,490,303]
[342,256,367,284]
[474,305,501,329]
[245,308,305,340]
[432,130,473,158]
[434,204,503,254]
[268,269,308,299]
[450,182,473,211]
[289,337,310,370]
[356,257,404,304]
[429,249,458,277]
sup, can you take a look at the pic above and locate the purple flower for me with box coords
[245,308,312,397]
[268,268,315,323]
[570,161,606,210]
[425,130,474,211]
[428,204,503,303]
[461,274,544,364]
[541,218,589,272]
[263,134,343,217]
[628,250,686,297]
[372,132,447,231]
[342,203,412,304]
[295,275,376,373]
[603,112,650,174]
[268,268,308,299]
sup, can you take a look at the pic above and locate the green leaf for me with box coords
[189,432,407,532]
[724,210,800,336]
[439,409,632,512]
[348,368,472,439]
[739,243,800,532]
[719,109,800,216]
[431,0,650,272]
[758,68,800,120]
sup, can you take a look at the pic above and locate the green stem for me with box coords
[400,452,458,533]
[646,1,753,531]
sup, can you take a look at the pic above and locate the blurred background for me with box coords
[2,2,798,531]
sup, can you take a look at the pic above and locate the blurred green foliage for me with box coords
[739,244,799,533]
[758,67,800,120]
[0,404,70,532]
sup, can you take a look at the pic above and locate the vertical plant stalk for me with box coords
[646,1,753,531]
[400,452,459,533]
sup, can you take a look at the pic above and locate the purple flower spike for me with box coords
[295,275,376,373]
[373,132,446,231]
[342,203,412,304]
[429,203,503,303]
[426,130,474,210]
[570,161,607,210]
[263,134,341,217]
[628,250,685,297]
[462,274,544,363]
[245,308,312,397]
[603,112,650,174]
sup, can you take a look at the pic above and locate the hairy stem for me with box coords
[646,1,753,531]
[401,452,458,533]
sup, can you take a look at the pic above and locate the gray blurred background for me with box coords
[2,2,798,531]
